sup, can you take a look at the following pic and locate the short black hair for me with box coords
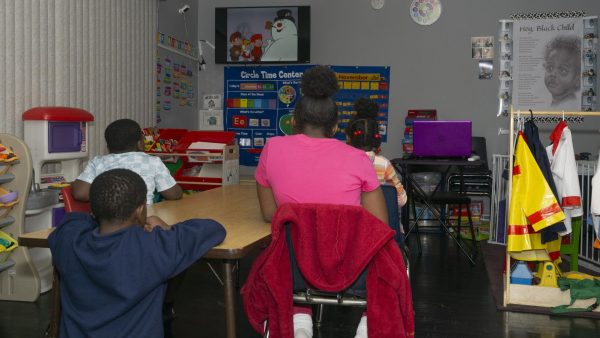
[104,119,143,152]
[544,35,581,92]
[293,65,340,136]
[90,169,147,223]
[544,35,581,62]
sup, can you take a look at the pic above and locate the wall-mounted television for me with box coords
[215,6,310,64]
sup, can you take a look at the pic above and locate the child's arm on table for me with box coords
[151,218,226,279]
[154,159,183,200]
[256,184,277,222]
[143,215,171,232]
[159,184,183,200]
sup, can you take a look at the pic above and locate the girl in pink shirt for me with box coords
[255,65,387,338]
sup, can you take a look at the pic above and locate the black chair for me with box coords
[447,137,493,197]
[276,190,411,333]
[381,185,410,277]
[406,173,478,265]
[286,223,368,332]
[381,185,405,248]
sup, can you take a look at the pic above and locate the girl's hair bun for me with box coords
[300,65,339,98]
[353,97,379,119]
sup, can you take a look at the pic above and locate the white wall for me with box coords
[196,0,600,169]
[0,0,157,158]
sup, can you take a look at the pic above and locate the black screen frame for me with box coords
[215,6,310,65]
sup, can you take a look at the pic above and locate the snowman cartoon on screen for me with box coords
[262,9,298,62]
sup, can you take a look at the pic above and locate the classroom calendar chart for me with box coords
[224,65,391,165]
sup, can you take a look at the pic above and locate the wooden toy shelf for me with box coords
[0,134,41,302]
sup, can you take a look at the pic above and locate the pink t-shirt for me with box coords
[255,134,380,206]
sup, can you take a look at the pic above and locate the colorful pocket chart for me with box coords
[227,98,276,109]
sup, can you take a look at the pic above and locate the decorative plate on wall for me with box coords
[371,0,385,10]
[410,0,442,26]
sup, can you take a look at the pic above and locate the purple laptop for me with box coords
[412,120,472,157]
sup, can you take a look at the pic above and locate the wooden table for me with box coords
[19,184,271,338]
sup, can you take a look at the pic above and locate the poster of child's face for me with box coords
[511,18,583,111]
[543,35,581,108]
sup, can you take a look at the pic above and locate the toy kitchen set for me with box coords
[21,107,93,295]
[23,107,94,189]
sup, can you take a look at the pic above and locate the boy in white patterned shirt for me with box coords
[72,118,182,204]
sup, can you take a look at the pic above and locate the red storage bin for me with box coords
[143,128,189,175]
[144,128,188,154]
[173,131,239,191]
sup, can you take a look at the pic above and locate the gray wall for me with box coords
[157,0,199,129]
[193,0,600,170]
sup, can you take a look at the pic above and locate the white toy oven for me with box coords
[23,107,94,188]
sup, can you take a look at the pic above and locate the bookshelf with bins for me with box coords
[144,129,239,191]
[404,110,439,226]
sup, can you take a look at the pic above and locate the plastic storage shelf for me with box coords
[145,130,240,191]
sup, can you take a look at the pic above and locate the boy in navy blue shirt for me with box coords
[49,169,226,338]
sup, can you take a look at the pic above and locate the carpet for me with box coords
[480,241,600,319]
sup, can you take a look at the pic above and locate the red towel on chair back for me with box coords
[241,203,414,338]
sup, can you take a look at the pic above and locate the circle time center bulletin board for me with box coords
[223,65,391,166]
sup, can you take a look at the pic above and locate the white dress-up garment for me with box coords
[545,121,582,235]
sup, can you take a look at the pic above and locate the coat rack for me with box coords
[504,106,600,310]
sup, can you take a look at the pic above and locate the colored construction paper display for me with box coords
[155,54,195,123]
[224,65,391,165]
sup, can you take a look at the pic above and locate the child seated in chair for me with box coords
[71,118,186,324]
[346,98,407,222]
[253,65,388,338]
[72,118,183,205]
[49,169,225,338]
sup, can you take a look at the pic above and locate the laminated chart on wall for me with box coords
[156,32,199,119]
[155,53,196,124]
[224,65,390,165]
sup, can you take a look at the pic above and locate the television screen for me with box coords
[215,6,310,64]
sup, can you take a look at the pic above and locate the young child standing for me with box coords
[72,118,183,204]
[346,98,407,211]
[49,169,225,338]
